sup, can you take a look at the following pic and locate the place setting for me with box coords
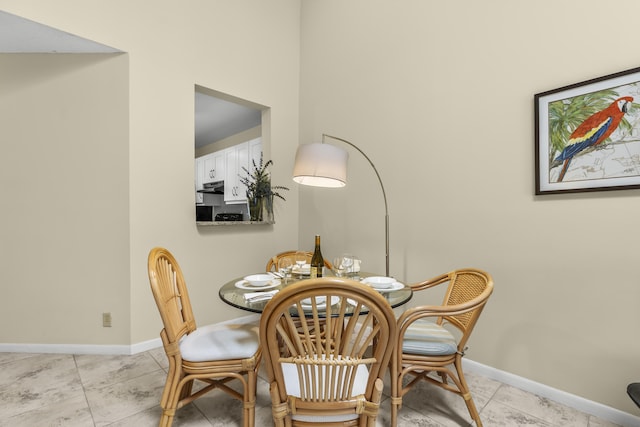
[360,276,404,292]
[235,273,281,290]
[232,274,281,303]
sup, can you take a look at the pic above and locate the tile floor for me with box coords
[0,348,626,426]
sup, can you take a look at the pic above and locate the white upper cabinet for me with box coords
[225,137,262,204]
[248,137,263,170]
[195,150,225,203]
[202,151,225,184]
[224,142,249,203]
[195,156,204,204]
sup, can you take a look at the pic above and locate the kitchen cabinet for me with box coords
[248,137,262,169]
[223,137,262,204]
[195,150,225,203]
[224,142,249,203]
[195,156,204,204]
[203,151,225,184]
[195,138,263,205]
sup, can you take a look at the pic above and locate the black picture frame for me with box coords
[535,67,640,195]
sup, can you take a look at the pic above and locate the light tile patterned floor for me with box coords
[0,349,625,426]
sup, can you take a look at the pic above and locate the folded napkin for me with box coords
[243,289,279,302]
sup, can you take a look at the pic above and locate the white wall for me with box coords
[298,0,640,414]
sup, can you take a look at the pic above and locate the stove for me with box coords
[215,213,244,222]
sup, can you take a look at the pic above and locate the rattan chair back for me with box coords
[391,268,493,427]
[260,277,396,426]
[414,268,493,348]
[266,250,332,272]
[149,247,196,344]
[148,247,261,427]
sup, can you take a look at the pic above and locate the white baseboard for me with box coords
[0,343,135,355]
[0,338,162,356]
[1,342,638,426]
[463,358,640,427]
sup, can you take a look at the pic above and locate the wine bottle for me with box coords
[310,235,324,278]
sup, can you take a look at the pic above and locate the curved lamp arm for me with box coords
[323,134,390,277]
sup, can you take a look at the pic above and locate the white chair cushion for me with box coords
[180,314,260,362]
[281,360,369,422]
[402,319,458,356]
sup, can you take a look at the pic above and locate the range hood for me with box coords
[198,181,224,194]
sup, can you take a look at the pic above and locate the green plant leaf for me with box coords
[239,152,289,201]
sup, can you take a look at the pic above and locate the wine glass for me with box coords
[294,251,307,275]
[333,256,346,277]
[278,257,293,282]
[341,254,354,277]
[294,251,307,267]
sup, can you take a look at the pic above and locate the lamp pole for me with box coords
[322,134,390,277]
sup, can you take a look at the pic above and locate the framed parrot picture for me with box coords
[535,66,640,194]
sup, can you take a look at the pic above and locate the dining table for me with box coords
[218,270,413,314]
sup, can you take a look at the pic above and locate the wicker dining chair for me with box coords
[260,277,396,426]
[390,268,494,427]
[266,250,332,273]
[147,247,262,427]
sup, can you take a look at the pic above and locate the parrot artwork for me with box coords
[554,96,633,182]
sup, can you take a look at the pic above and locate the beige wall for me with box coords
[3,0,640,416]
[0,53,130,345]
[0,1,301,346]
[298,0,640,414]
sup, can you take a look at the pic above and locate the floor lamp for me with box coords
[292,133,390,277]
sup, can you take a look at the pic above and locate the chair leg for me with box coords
[161,358,179,409]
[244,369,257,427]
[365,378,384,427]
[462,395,482,427]
[390,355,400,427]
[269,382,288,427]
[159,360,183,427]
[390,397,400,427]
[162,386,184,427]
[158,411,175,427]
[160,372,190,427]
[454,360,482,427]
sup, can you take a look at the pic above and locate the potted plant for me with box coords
[240,153,288,222]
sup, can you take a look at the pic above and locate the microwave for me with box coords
[196,205,213,221]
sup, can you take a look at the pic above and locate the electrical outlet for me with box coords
[102,312,112,327]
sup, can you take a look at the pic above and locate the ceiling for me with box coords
[1,9,261,147]
[0,10,120,53]
[194,92,262,148]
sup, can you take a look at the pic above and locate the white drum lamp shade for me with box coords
[292,143,348,188]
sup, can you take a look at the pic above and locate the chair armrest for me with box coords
[396,296,489,341]
[408,272,451,292]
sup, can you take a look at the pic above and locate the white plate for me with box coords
[299,296,340,310]
[292,264,311,276]
[302,296,327,305]
[361,276,396,289]
[235,279,281,290]
[373,282,404,292]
